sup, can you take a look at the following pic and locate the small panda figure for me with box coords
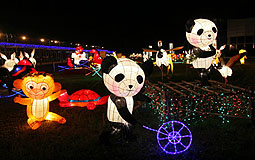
[185,18,221,85]
[100,56,152,143]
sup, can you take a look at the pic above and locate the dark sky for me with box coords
[1,1,255,53]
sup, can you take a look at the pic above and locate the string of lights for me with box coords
[144,81,254,124]
[0,42,114,53]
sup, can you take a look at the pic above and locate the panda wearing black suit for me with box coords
[185,18,228,85]
[100,56,153,144]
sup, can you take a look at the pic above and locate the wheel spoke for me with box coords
[158,131,168,136]
[158,137,168,141]
[179,141,187,148]
[174,142,177,153]
[163,141,171,150]
[156,121,192,154]
[176,125,185,135]
[162,127,169,134]
[171,121,174,132]
[180,135,192,138]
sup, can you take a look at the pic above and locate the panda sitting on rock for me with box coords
[100,56,153,144]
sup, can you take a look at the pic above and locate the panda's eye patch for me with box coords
[197,29,204,36]
[212,27,217,33]
[137,75,143,84]
[115,73,125,82]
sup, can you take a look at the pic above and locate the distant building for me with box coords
[227,18,255,51]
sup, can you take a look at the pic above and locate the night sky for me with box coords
[1,1,255,53]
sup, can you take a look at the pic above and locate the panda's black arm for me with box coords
[198,45,216,58]
[110,95,138,125]
[133,91,152,103]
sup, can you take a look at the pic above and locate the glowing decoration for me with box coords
[18,49,37,68]
[143,41,183,80]
[0,83,26,98]
[185,18,218,69]
[185,18,228,85]
[71,46,87,66]
[100,56,153,143]
[167,54,174,73]
[13,73,66,130]
[28,49,36,67]
[240,56,247,64]
[112,52,117,59]
[86,49,102,78]
[143,121,192,154]
[58,46,90,72]
[144,80,253,124]
[186,19,218,49]
[0,52,19,71]
[90,49,103,64]
[217,65,232,78]
[0,42,114,53]
[156,48,169,67]
[143,41,183,68]
[226,49,247,67]
[58,89,109,110]
[102,57,146,125]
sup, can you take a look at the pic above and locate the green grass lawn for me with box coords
[0,61,255,160]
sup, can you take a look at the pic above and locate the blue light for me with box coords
[0,42,114,53]
[0,84,26,98]
[143,120,192,155]
[68,96,101,102]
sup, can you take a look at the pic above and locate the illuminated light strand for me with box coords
[0,84,26,98]
[143,120,192,154]
[143,81,253,124]
[0,42,114,53]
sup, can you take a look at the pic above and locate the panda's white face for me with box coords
[103,58,145,97]
[186,19,217,49]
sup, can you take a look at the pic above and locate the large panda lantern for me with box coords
[102,57,145,125]
[101,56,152,142]
[185,18,231,85]
[186,18,218,70]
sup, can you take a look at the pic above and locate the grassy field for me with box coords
[0,61,255,160]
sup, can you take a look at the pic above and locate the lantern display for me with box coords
[185,18,228,85]
[85,49,103,78]
[13,72,66,130]
[143,41,183,80]
[90,49,102,65]
[102,57,146,125]
[143,121,192,154]
[0,52,19,71]
[71,46,87,66]
[58,89,109,110]
[100,56,154,143]
[100,56,192,154]
[19,49,37,67]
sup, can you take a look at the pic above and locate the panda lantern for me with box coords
[185,18,230,85]
[100,56,153,143]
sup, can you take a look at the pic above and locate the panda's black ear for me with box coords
[101,56,118,74]
[185,19,195,33]
[141,59,153,77]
